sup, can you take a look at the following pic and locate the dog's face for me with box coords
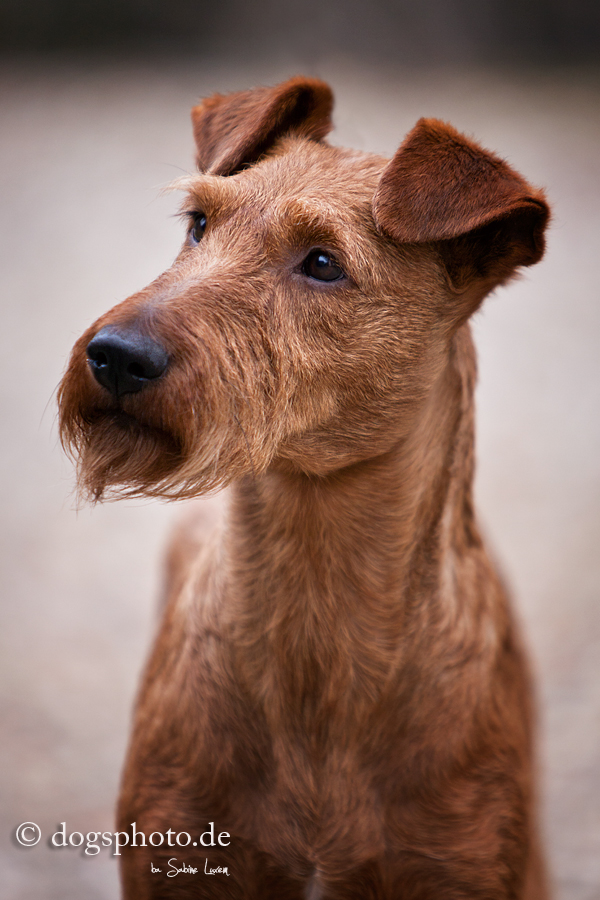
[58,78,548,501]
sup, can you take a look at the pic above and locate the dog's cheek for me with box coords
[151,317,283,495]
[272,311,452,476]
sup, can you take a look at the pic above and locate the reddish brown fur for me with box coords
[58,78,550,898]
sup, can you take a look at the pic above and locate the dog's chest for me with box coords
[237,746,386,873]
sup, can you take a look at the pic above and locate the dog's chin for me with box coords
[69,409,184,502]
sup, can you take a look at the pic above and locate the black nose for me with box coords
[86,327,169,397]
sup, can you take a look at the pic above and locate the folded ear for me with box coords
[191,77,334,176]
[373,118,549,302]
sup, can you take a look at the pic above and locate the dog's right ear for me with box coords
[191,77,334,176]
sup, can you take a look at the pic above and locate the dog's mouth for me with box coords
[86,406,180,447]
[62,402,184,501]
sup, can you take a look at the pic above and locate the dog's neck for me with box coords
[225,326,482,732]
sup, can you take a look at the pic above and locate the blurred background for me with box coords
[1,2,599,898]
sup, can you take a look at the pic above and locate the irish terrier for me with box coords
[58,77,550,898]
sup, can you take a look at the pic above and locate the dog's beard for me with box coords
[58,385,274,503]
[63,409,184,502]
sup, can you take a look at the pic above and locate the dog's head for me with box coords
[58,77,549,501]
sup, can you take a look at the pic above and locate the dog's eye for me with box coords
[302,250,345,282]
[190,213,207,243]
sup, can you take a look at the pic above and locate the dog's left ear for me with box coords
[191,77,334,176]
[373,118,549,314]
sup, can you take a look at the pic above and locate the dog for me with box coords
[58,77,550,899]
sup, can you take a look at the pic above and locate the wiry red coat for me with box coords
[58,77,550,899]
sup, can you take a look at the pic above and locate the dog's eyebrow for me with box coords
[162,175,209,196]
[165,175,236,212]
[163,174,237,193]
[163,175,194,191]
[277,200,349,250]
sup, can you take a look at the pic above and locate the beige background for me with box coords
[1,59,599,898]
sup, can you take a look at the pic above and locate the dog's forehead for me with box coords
[253,138,387,202]
[184,138,387,221]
